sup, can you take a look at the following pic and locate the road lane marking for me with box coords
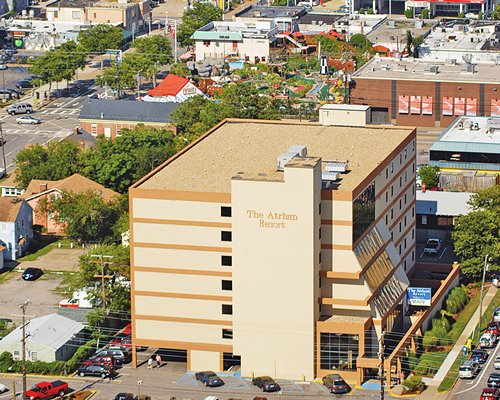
[439,247,448,260]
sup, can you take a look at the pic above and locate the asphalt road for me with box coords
[0,94,85,173]
[415,242,458,265]
[416,128,442,166]
[0,65,31,94]
[452,341,500,400]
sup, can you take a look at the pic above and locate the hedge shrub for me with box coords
[403,375,426,394]
[446,286,469,314]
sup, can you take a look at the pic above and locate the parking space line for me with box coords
[439,247,448,260]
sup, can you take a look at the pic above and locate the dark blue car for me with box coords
[470,349,489,364]
[195,371,224,387]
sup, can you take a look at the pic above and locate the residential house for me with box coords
[142,74,204,103]
[23,173,118,235]
[79,99,178,139]
[0,198,33,261]
[0,174,24,197]
[46,0,88,23]
[0,313,86,362]
[233,5,306,33]
[416,190,473,243]
[192,21,279,64]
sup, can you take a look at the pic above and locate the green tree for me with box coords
[412,35,425,58]
[95,60,138,96]
[29,42,87,89]
[170,62,191,77]
[132,35,173,65]
[419,165,440,188]
[14,141,83,189]
[349,33,371,48]
[315,35,342,55]
[177,3,222,47]
[39,190,124,243]
[78,24,123,53]
[404,8,413,18]
[492,4,500,19]
[452,187,500,279]
[82,126,177,193]
[422,8,430,19]
[218,84,281,120]
[68,244,131,314]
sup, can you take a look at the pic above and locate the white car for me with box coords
[0,383,6,393]
[424,238,442,255]
[16,115,41,125]
[0,63,7,70]
[480,332,497,348]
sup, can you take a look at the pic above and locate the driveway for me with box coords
[0,270,62,324]
[20,248,85,272]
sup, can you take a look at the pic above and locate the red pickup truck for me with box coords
[25,380,69,400]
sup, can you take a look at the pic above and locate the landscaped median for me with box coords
[437,286,500,392]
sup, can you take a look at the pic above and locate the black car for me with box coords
[22,268,43,281]
[489,373,500,388]
[114,393,134,400]
[194,371,224,387]
[252,376,281,392]
[77,364,114,378]
[16,80,33,89]
[471,349,489,364]
[322,374,351,394]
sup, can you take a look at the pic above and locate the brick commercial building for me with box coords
[128,114,419,384]
[350,57,500,127]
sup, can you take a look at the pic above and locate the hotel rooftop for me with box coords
[137,119,414,193]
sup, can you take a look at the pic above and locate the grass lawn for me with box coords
[0,269,17,285]
[17,238,74,262]
[438,287,500,392]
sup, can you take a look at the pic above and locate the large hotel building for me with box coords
[129,114,417,383]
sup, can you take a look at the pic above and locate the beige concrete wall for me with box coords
[136,319,230,344]
[133,222,228,247]
[132,198,230,223]
[133,247,231,271]
[190,350,220,372]
[134,271,229,296]
[321,199,352,221]
[46,6,85,22]
[330,250,361,273]
[322,225,352,246]
[134,295,232,321]
[319,108,370,127]
[231,160,321,380]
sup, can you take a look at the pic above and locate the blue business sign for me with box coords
[407,287,432,307]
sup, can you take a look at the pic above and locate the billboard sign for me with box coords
[408,287,432,306]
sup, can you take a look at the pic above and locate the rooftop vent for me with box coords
[394,64,407,72]
[445,58,457,65]
[380,64,390,71]
[461,63,476,74]
[321,171,339,181]
[487,118,500,132]
[325,161,348,172]
[424,64,439,74]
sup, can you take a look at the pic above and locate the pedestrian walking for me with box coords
[156,354,162,369]
[148,357,153,369]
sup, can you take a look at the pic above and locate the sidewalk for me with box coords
[422,284,497,393]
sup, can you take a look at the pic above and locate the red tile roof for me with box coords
[147,74,189,97]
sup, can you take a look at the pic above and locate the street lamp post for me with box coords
[137,380,143,399]
[475,254,490,341]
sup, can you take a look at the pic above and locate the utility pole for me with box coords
[379,330,385,400]
[19,300,31,400]
[476,254,490,341]
[0,123,6,173]
[91,254,114,308]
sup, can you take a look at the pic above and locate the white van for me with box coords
[59,289,93,309]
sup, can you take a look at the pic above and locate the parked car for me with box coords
[25,380,69,399]
[195,371,224,387]
[93,349,130,364]
[480,332,498,348]
[423,238,442,255]
[482,388,500,400]
[0,63,7,70]
[22,267,43,281]
[6,103,33,115]
[487,322,500,336]
[77,364,115,378]
[459,360,481,378]
[80,356,114,368]
[470,349,489,364]
[252,376,281,392]
[114,394,134,400]
[494,356,500,370]
[489,373,500,388]
[16,80,32,89]
[16,115,42,125]
[493,307,500,323]
[0,383,6,393]
[322,374,351,394]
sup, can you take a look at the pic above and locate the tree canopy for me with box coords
[452,186,500,279]
[15,126,179,194]
[29,41,87,87]
[14,141,83,189]
[419,165,440,188]
[39,190,126,243]
[132,35,173,65]
[78,25,123,53]
[177,3,222,47]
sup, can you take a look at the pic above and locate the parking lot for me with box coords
[0,269,62,324]
[416,242,458,265]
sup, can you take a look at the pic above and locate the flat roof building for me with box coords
[351,57,500,127]
[129,116,418,384]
